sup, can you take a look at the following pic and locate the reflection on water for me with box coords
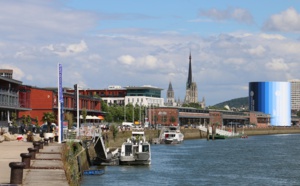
[82,134,300,186]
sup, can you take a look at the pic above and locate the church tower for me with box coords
[184,52,198,103]
[166,81,175,106]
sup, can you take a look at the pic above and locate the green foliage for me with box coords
[11,112,17,127]
[42,112,56,132]
[213,97,248,109]
[110,124,119,142]
[101,102,147,124]
[182,102,203,109]
[100,100,108,112]
[65,112,74,129]
[169,116,176,123]
[62,141,81,186]
[35,117,39,127]
[26,115,32,125]
[82,108,87,126]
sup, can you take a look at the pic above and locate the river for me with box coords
[81,134,300,186]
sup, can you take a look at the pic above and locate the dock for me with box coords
[0,140,68,186]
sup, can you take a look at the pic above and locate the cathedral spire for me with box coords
[186,52,192,89]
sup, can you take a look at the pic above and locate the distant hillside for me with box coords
[213,97,248,109]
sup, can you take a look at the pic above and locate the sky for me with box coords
[1,0,300,106]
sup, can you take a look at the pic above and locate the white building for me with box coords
[290,80,300,111]
[124,85,164,107]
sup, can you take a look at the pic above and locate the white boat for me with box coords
[161,126,184,144]
[119,127,151,165]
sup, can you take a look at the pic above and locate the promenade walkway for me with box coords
[0,140,69,186]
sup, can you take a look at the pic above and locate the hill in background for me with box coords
[212,97,248,110]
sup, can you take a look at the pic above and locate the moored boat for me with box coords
[160,126,184,144]
[119,127,151,165]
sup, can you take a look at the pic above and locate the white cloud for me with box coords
[199,7,253,24]
[224,58,246,65]
[263,7,300,32]
[51,40,88,57]
[265,58,289,71]
[0,64,24,80]
[0,0,98,41]
[247,45,266,56]
[259,33,286,40]
[118,55,136,65]
[142,55,158,69]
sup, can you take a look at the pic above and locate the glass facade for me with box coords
[126,88,161,98]
[249,82,291,126]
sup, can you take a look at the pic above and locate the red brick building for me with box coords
[148,107,271,128]
[19,86,103,125]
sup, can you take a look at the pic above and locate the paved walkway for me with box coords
[0,140,69,186]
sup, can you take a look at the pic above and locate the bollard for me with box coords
[44,138,49,146]
[20,153,32,169]
[49,137,53,143]
[39,141,44,149]
[28,148,37,159]
[9,162,26,184]
[33,142,40,152]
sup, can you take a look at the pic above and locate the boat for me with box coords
[209,134,227,140]
[160,126,184,144]
[119,127,151,165]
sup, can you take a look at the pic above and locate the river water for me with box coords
[81,134,300,186]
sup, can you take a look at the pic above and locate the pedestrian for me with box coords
[20,124,24,135]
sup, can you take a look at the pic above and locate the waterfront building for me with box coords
[19,85,104,125]
[67,85,127,106]
[0,75,31,127]
[184,53,205,108]
[148,106,271,127]
[249,81,291,126]
[290,80,300,111]
[0,69,13,79]
[124,85,164,107]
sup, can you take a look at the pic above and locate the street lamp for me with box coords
[74,84,82,137]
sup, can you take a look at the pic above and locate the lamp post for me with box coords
[74,84,81,137]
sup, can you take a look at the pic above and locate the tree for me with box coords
[11,112,17,127]
[26,115,32,126]
[82,108,87,127]
[170,116,176,124]
[110,124,119,142]
[65,112,74,129]
[42,112,56,132]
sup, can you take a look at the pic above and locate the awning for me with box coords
[98,116,104,120]
[80,115,101,120]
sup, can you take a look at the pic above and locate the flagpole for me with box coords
[58,64,61,143]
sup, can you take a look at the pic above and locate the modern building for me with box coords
[0,75,31,127]
[0,69,13,79]
[66,85,127,106]
[125,85,164,107]
[249,81,291,126]
[290,80,300,111]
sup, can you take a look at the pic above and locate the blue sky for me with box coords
[1,0,300,106]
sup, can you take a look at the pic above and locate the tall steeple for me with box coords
[186,52,192,89]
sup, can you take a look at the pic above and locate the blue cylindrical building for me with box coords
[249,82,291,126]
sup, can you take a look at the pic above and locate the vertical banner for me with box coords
[58,64,64,143]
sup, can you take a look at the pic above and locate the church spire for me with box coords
[168,81,173,91]
[186,52,192,89]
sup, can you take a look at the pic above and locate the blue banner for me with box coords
[59,64,63,103]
